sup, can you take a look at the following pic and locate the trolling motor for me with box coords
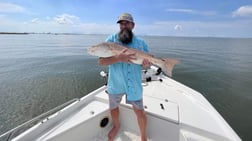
[150,66,162,75]
[142,65,163,82]
[100,71,108,85]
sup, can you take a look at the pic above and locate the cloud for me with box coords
[54,14,80,25]
[135,20,252,37]
[174,24,182,31]
[166,8,194,13]
[0,2,25,13]
[232,5,252,17]
[0,13,117,34]
[31,18,39,23]
[166,8,216,16]
[0,11,251,37]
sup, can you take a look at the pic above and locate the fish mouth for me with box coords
[87,47,94,55]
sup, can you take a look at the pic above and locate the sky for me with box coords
[0,0,252,37]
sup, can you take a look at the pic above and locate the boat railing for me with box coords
[0,98,80,141]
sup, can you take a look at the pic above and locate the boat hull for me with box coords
[1,67,241,141]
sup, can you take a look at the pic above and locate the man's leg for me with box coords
[107,94,124,141]
[133,106,147,141]
[108,107,120,141]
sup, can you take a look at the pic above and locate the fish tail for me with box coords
[160,58,179,77]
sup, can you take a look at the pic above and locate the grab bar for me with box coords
[0,98,79,141]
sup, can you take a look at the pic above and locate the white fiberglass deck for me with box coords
[89,128,140,141]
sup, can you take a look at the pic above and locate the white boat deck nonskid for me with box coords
[143,78,239,141]
[94,88,179,123]
[40,101,109,140]
[89,128,141,141]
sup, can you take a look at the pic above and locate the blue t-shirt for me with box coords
[106,33,149,101]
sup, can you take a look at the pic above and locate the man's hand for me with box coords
[142,58,152,68]
[116,49,136,63]
[98,49,137,66]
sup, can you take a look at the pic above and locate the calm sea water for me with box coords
[0,34,251,140]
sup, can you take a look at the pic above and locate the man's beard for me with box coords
[118,29,133,44]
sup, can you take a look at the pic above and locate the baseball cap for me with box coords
[117,13,134,23]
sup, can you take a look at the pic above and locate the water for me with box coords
[0,34,251,140]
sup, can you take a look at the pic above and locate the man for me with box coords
[98,13,150,141]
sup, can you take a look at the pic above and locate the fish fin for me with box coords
[160,58,180,77]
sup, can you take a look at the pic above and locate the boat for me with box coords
[0,66,241,141]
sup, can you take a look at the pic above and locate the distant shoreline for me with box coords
[0,32,29,35]
[0,32,101,35]
[0,32,84,35]
[0,32,251,39]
